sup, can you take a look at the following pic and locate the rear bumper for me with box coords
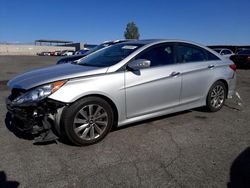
[227,73,236,98]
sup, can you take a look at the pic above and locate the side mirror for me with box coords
[127,59,151,70]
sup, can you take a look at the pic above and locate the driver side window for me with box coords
[135,44,175,67]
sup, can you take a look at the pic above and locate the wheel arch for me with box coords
[215,79,229,98]
[206,79,229,99]
[74,94,119,128]
[205,79,228,112]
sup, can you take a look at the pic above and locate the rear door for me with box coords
[125,43,182,118]
[176,43,220,105]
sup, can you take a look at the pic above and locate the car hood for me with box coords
[8,63,108,90]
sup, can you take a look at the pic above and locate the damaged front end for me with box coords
[6,81,67,144]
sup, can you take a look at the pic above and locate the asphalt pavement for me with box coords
[0,56,249,188]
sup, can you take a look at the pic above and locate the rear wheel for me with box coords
[206,81,227,112]
[62,97,114,145]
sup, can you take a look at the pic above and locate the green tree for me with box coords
[124,22,140,39]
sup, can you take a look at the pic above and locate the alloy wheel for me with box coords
[73,104,108,141]
[210,85,225,109]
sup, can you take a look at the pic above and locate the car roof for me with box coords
[102,39,136,45]
[237,49,250,53]
[105,39,219,56]
[238,48,250,51]
[213,48,231,51]
[119,39,205,46]
[101,39,212,48]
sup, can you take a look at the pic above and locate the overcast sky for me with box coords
[0,0,250,45]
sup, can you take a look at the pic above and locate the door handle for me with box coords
[170,72,180,77]
[208,65,215,69]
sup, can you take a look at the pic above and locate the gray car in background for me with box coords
[57,40,133,64]
[6,39,236,145]
[213,48,234,58]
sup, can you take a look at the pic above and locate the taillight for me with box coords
[247,56,250,62]
[229,64,237,71]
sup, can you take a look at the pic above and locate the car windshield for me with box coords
[237,50,250,55]
[78,43,143,67]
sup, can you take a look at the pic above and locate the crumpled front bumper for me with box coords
[5,96,66,143]
[6,97,39,132]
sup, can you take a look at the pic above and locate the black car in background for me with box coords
[57,40,133,64]
[230,49,250,69]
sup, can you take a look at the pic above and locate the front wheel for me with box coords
[206,81,227,112]
[62,97,114,145]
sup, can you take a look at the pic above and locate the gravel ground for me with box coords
[0,56,249,188]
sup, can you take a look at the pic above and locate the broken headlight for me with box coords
[13,81,66,106]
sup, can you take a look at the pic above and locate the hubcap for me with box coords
[73,104,108,141]
[210,85,225,108]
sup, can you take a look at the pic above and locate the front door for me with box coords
[125,43,182,118]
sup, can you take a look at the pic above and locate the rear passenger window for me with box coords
[177,44,207,63]
[136,44,175,67]
[207,51,220,61]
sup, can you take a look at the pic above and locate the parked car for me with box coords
[230,49,250,68]
[37,51,51,56]
[213,48,234,58]
[74,49,89,55]
[6,40,236,145]
[57,39,133,64]
[61,50,74,56]
[50,51,56,56]
[52,51,62,56]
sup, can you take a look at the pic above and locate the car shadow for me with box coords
[228,147,250,188]
[191,106,209,113]
[5,109,193,145]
[0,171,20,188]
[112,110,191,132]
[5,108,203,146]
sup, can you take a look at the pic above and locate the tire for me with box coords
[61,97,114,146]
[206,81,227,112]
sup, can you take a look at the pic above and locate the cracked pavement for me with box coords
[0,56,250,187]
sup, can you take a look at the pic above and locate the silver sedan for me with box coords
[6,39,236,145]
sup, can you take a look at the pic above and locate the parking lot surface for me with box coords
[0,56,249,188]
